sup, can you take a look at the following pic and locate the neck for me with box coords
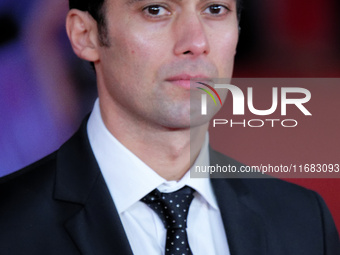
[99,99,209,181]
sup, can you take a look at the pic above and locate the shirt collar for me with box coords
[87,99,219,213]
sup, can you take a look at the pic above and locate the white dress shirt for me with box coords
[87,99,230,255]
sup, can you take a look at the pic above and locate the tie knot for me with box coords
[141,186,195,229]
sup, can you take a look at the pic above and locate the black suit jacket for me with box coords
[0,120,339,255]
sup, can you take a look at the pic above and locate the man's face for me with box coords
[96,0,239,129]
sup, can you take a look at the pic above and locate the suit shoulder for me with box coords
[210,149,317,196]
[231,177,331,227]
[210,149,324,211]
[0,152,57,198]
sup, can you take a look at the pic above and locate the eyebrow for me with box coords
[127,0,235,6]
[126,0,180,5]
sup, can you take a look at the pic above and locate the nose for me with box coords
[173,13,210,57]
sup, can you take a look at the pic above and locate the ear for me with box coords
[66,9,100,62]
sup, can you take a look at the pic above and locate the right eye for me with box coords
[143,5,171,18]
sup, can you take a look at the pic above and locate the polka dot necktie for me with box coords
[141,186,195,255]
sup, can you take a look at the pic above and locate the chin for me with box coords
[157,113,211,130]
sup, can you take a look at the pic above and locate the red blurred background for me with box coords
[230,0,340,232]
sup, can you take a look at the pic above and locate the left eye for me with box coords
[143,5,170,17]
[203,4,229,15]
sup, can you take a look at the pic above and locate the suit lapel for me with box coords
[51,119,267,254]
[210,149,267,255]
[54,120,133,255]
[64,174,133,255]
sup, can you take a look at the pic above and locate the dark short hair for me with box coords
[69,0,104,18]
[69,0,109,46]
[69,0,243,41]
